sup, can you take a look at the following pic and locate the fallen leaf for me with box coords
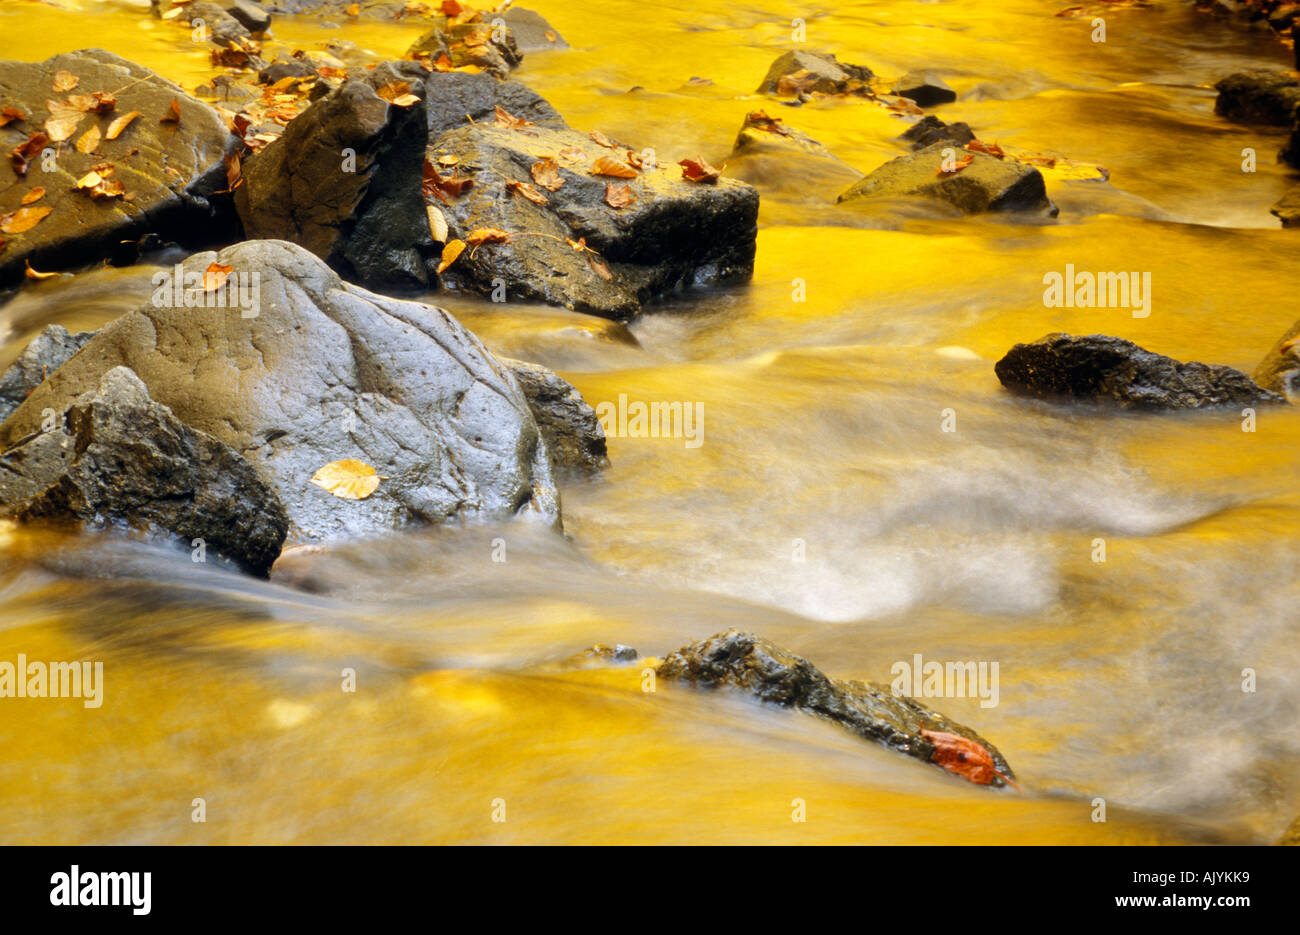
[310,458,380,500]
[160,98,181,124]
[556,146,585,167]
[505,179,548,205]
[0,106,24,127]
[966,139,1005,158]
[604,182,634,209]
[920,729,1020,790]
[566,236,587,251]
[437,154,459,166]
[74,170,104,189]
[0,206,54,234]
[10,131,49,176]
[20,187,45,205]
[224,152,242,190]
[203,262,233,292]
[887,96,925,115]
[105,110,140,140]
[25,260,58,280]
[438,238,466,273]
[530,157,564,191]
[465,227,512,247]
[52,70,79,92]
[89,92,117,115]
[493,105,531,129]
[376,81,419,106]
[590,156,637,178]
[937,153,975,175]
[66,93,96,113]
[75,124,100,155]
[679,156,722,183]
[745,109,790,135]
[440,0,463,14]
[426,204,448,243]
[587,253,613,280]
[44,99,83,143]
[345,3,360,15]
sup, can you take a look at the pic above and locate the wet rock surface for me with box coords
[0,240,561,544]
[756,50,873,95]
[838,142,1057,216]
[1252,317,1300,398]
[893,70,957,107]
[0,49,240,287]
[899,114,975,150]
[726,109,863,193]
[0,325,97,424]
[996,333,1283,409]
[0,366,287,576]
[1213,69,1300,124]
[502,359,609,479]
[656,630,1016,787]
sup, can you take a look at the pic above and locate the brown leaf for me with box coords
[937,153,975,175]
[679,156,722,183]
[587,253,613,280]
[465,227,512,247]
[376,81,420,107]
[505,179,549,205]
[604,183,634,209]
[493,105,531,129]
[66,93,95,113]
[105,110,140,140]
[25,260,58,280]
[566,236,587,251]
[52,70,79,93]
[530,158,564,192]
[438,238,466,273]
[0,106,24,127]
[588,130,617,149]
[10,131,48,177]
[440,0,463,14]
[44,99,83,143]
[920,729,1019,789]
[20,187,45,205]
[590,156,637,178]
[224,152,242,190]
[745,109,790,135]
[0,205,54,234]
[160,99,181,124]
[556,146,585,167]
[203,262,233,293]
[75,124,100,155]
[965,139,1005,159]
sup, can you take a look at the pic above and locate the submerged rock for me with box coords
[502,359,609,479]
[0,49,240,287]
[725,109,862,192]
[0,325,96,424]
[995,333,1283,409]
[1252,318,1300,398]
[656,630,1016,788]
[430,121,759,320]
[893,70,957,107]
[0,240,561,545]
[1213,70,1300,124]
[502,7,567,52]
[1270,184,1300,227]
[898,114,975,150]
[756,50,873,96]
[225,0,272,34]
[837,142,1056,216]
[235,72,436,292]
[0,367,287,576]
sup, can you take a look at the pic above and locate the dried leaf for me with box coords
[75,124,100,155]
[20,187,45,205]
[566,236,587,251]
[966,139,1004,159]
[10,131,48,177]
[679,156,722,183]
[0,205,54,234]
[604,182,634,209]
[426,204,448,243]
[440,0,463,13]
[590,156,637,178]
[556,146,585,167]
[530,157,564,192]
[224,152,242,190]
[920,729,1019,789]
[25,260,58,280]
[44,99,83,143]
[376,81,419,107]
[493,105,531,129]
[465,227,512,247]
[937,153,975,175]
[589,130,617,149]
[587,253,613,280]
[505,179,548,205]
[202,262,232,292]
[105,110,140,140]
[310,458,380,500]
[0,106,24,127]
[52,70,79,93]
[160,98,181,124]
[437,154,459,166]
[89,91,116,115]
[438,238,466,273]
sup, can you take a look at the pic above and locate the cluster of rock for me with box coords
[1211,70,1300,224]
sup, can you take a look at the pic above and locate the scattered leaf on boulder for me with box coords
[52,70,79,92]
[20,187,44,205]
[426,204,448,243]
[10,131,48,176]
[937,153,975,175]
[679,156,722,183]
[505,179,548,205]
[530,157,564,191]
[310,458,380,500]
[74,124,100,155]
[604,182,634,209]
[44,99,83,142]
[589,130,617,148]
[376,81,420,107]
[0,106,25,127]
[494,105,531,129]
[160,98,181,124]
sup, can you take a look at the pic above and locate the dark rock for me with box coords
[899,114,975,150]
[893,70,957,107]
[235,74,437,292]
[996,333,1283,409]
[1252,318,1300,398]
[0,325,97,424]
[184,1,253,49]
[407,18,522,79]
[503,359,608,479]
[429,121,759,320]
[257,59,317,85]
[756,50,873,95]
[726,109,862,193]
[417,69,565,138]
[225,0,272,34]
[0,367,287,576]
[1213,70,1300,125]
[657,630,1016,788]
[837,142,1057,216]
[0,240,561,543]
[0,50,240,288]
[502,8,567,52]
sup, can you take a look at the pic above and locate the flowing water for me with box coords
[1,0,1299,844]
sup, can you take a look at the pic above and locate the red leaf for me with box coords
[920,729,1019,790]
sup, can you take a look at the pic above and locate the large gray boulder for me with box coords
[0,325,96,423]
[838,142,1057,216]
[996,333,1283,410]
[0,50,239,287]
[502,359,608,479]
[0,240,561,543]
[657,630,1017,788]
[0,367,287,576]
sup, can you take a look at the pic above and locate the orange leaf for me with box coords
[74,124,100,155]
[966,139,1004,159]
[438,238,466,273]
[465,228,511,247]
[679,156,722,183]
[160,99,181,124]
[52,70,79,93]
[0,205,54,234]
[25,259,58,280]
[920,729,1019,790]
[20,187,45,205]
[590,156,637,178]
[0,105,25,127]
[587,253,613,280]
[604,183,634,209]
[345,3,360,15]
[9,131,48,177]
[44,99,83,143]
[530,157,564,192]
[589,130,617,149]
[937,153,975,175]
[493,105,531,129]
[505,179,549,205]
[105,110,140,140]
[202,262,233,292]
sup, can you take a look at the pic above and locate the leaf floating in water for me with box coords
[920,729,1020,790]
[438,238,466,273]
[678,156,722,183]
[105,110,140,140]
[311,459,381,500]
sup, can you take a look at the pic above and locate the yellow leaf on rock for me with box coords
[105,110,140,140]
[438,238,466,273]
[75,124,100,154]
[310,459,381,500]
[0,205,54,234]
